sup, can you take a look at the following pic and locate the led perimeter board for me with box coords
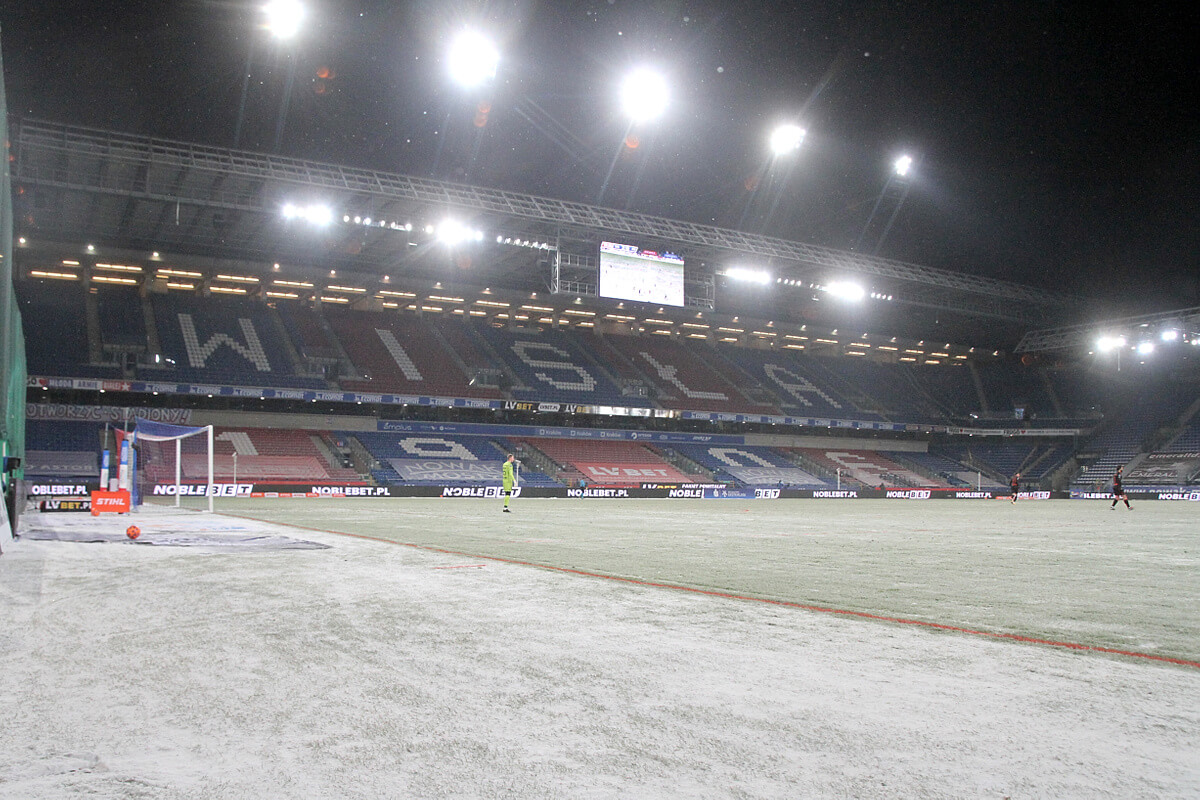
[599,241,685,307]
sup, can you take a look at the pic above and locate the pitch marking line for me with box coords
[222,513,1200,670]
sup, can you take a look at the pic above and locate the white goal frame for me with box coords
[130,418,215,513]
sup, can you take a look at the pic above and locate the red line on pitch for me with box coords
[222,513,1200,670]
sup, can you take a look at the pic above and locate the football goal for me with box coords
[129,418,214,512]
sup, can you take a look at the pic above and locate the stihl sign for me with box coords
[90,490,131,515]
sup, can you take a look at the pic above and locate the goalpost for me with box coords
[128,418,214,512]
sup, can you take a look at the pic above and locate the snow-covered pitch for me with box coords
[2,498,1197,798]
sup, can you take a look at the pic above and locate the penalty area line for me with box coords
[219,512,1200,671]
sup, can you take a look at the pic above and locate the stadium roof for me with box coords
[13,119,1078,340]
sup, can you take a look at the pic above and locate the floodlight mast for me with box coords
[596,67,670,205]
[234,1,308,149]
[854,152,916,255]
[744,123,809,233]
[435,30,501,181]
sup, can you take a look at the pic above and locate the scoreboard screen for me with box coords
[598,241,685,307]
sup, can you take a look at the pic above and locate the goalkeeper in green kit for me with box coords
[502,453,517,512]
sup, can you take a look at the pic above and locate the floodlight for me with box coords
[281,202,332,226]
[769,124,806,156]
[894,154,913,177]
[264,0,306,39]
[619,68,669,122]
[1161,329,1179,342]
[1137,341,1154,355]
[447,31,499,87]
[436,219,481,245]
[825,281,865,301]
[725,267,771,285]
[1096,335,1126,352]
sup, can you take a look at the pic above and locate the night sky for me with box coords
[1,1,1195,310]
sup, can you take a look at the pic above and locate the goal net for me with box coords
[128,418,214,512]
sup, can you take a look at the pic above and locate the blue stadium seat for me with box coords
[348,432,560,487]
[96,285,147,351]
[474,322,643,406]
[17,280,121,378]
[671,443,827,488]
[717,345,874,419]
[819,359,948,423]
[139,293,324,389]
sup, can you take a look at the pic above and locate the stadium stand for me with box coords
[275,300,341,362]
[95,285,147,353]
[431,317,509,380]
[140,427,362,485]
[138,293,325,388]
[789,356,895,419]
[1069,388,1197,489]
[1071,424,1157,489]
[492,438,566,488]
[717,345,864,419]
[958,443,1035,479]
[787,448,940,488]
[1123,452,1200,486]
[909,363,982,419]
[820,359,948,423]
[474,323,640,406]
[669,443,826,488]
[24,418,104,452]
[932,441,1071,487]
[780,355,888,420]
[349,431,557,487]
[602,333,780,414]
[578,331,657,397]
[22,274,1200,497]
[326,308,501,398]
[17,279,120,379]
[23,419,104,479]
[1163,407,1200,453]
[975,360,1059,421]
[514,438,703,486]
[883,450,981,488]
[1044,366,1111,420]
[1023,443,1073,480]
